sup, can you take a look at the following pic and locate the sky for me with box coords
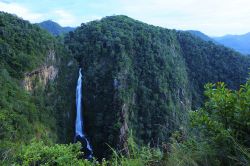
[0,0,250,36]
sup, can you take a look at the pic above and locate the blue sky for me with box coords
[0,0,250,36]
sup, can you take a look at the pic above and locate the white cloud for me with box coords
[53,9,78,26]
[0,1,44,22]
[0,0,250,36]
[116,0,250,36]
[83,15,101,23]
[0,1,80,26]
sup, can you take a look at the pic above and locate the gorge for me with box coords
[0,12,250,165]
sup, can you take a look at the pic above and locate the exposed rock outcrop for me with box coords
[118,103,129,154]
[23,50,58,91]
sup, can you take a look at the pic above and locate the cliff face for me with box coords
[0,12,78,155]
[23,50,58,91]
[65,15,250,158]
[66,15,191,157]
[1,12,250,160]
[23,65,58,91]
[52,52,78,144]
[21,47,78,143]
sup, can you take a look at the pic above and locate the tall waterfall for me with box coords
[75,68,93,159]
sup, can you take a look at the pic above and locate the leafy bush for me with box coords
[12,141,93,166]
[166,139,218,166]
[8,136,162,166]
[109,134,162,166]
[166,80,250,166]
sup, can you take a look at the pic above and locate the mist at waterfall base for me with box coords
[75,68,93,159]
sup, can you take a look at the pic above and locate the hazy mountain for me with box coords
[213,32,250,55]
[187,30,250,55]
[187,30,215,42]
[38,20,75,36]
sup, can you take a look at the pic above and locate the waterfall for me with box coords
[75,68,93,159]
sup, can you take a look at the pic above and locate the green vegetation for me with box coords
[65,15,192,157]
[0,12,77,164]
[65,15,250,157]
[0,12,56,160]
[10,136,162,166]
[165,79,250,166]
[188,81,250,165]
[0,12,55,79]
[178,32,250,108]
[1,13,250,165]
[8,80,249,166]
[13,142,89,166]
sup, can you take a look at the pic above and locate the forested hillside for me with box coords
[178,32,250,107]
[0,13,250,165]
[65,15,250,157]
[65,15,191,157]
[187,30,214,42]
[0,12,77,163]
[0,13,53,78]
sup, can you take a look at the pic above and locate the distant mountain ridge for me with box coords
[38,20,250,55]
[38,20,75,36]
[187,30,215,42]
[213,33,250,55]
[187,30,250,55]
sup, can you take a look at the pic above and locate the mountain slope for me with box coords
[1,12,250,161]
[38,20,75,36]
[0,12,77,161]
[187,30,215,42]
[178,32,250,107]
[213,32,250,55]
[65,15,250,157]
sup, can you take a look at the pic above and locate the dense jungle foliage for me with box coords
[0,12,55,79]
[178,32,250,108]
[6,80,250,166]
[65,15,191,157]
[0,12,77,164]
[0,13,250,165]
[0,12,55,160]
[65,15,250,158]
